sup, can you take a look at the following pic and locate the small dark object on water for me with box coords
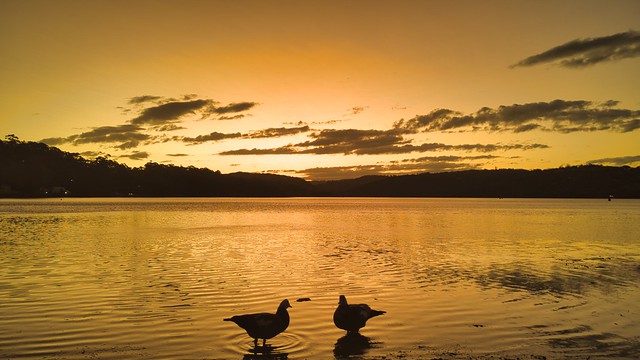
[333,295,385,334]
[224,299,291,348]
[296,297,311,302]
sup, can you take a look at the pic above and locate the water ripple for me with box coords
[1,198,639,359]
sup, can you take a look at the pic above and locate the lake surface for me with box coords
[0,198,639,359]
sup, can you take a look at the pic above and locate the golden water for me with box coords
[1,198,639,359]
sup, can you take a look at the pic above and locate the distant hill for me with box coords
[312,167,640,198]
[1,136,639,198]
[0,137,318,197]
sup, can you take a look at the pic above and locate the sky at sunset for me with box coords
[1,0,639,180]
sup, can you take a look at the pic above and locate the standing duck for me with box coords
[224,299,291,347]
[333,295,385,334]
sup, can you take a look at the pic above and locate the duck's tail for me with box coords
[370,309,386,318]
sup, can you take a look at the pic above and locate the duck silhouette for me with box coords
[333,295,385,334]
[224,299,291,348]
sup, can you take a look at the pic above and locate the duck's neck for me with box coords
[277,306,290,327]
[277,306,289,316]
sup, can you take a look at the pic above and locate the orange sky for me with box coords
[1,0,639,180]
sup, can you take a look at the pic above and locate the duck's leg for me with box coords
[262,338,267,347]
[253,338,258,348]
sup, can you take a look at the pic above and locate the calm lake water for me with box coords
[0,198,639,359]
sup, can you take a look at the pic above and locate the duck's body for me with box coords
[333,295,385,334]
[224,299,291,347]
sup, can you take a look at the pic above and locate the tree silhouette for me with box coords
[1,136,638,198]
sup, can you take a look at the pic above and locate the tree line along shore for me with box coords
[1,136,639,198]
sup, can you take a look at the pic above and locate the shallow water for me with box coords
[0,198,639,359]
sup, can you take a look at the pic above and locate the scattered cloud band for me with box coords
[393,100,639,133]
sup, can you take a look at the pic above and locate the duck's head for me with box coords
[279,299,292,310]
[338,295,348,305]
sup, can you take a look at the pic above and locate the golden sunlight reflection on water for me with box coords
[0,198,639,359]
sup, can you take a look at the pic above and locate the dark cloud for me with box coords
[128,95,163,104]
[245,125,310,139]
[40,95,258,151]
[394,109,460,132]
[294,129,407,154]
[213,102,257,114]
[130,99,213,125]
[588,155,640,166]
[114,140,142,150]
[514,123,542,133]
[220,146,299,155]
[451,143,549,152]
[179,131,243,144]
[118,151,149,160]
[513,30,640,68]
[217,114,247,121]
[178,125,311,145]
[406,155,498,163]
[128,98,257,126]
[167,153,189,157]
[354,142,548,155]
[622,119,640,132]
[219,126,548,156]
[226,129,399,155]
[41,124,151,150]
[39,137,69,145]
[393,100,640,133]
[155,124,186,132]
[72,125,150,148]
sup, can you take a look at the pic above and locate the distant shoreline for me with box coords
[2,138,639,199]
[0,195,636,200]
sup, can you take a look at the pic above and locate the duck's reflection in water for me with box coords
[334,333,381,358]
[242,344,288,360]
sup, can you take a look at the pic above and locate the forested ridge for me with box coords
[1,136,639,198]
